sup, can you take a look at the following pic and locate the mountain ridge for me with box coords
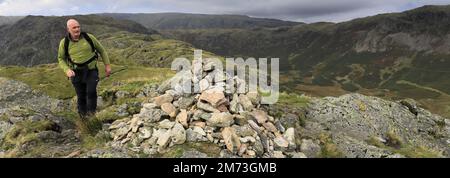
[99,12,302,30]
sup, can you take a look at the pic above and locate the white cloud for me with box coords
[0,0,449,22]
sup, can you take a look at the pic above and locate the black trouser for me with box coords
[71,67,99,117]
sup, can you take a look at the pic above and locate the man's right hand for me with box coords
[66,69,75,78]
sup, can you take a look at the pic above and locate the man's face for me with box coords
[67,21,81,39]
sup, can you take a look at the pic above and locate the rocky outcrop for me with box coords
[302,93,450,157]
[0,77,79,157]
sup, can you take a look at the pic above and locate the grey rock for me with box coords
[262,122,278,133]
[305,93,449,157]
[170,123,186,145]
[300,139,321,158]
[158,119,175,129]
[137,108,169,123]
[279,113,299,129]
[247,120,262,134]
[283,128,296,150]
[177,96,195,109]
[386,153,406,158]
[115,90,130,99]
[240,136,256,143]
[399,99,419,116]
[232,125,256,137]
[199,113,212,120]
[274,136,289,149]
[274,120,285,133]
[153,94,173,106]
[199,89,227,107]
[197,101,220,113]
[116,104,129,117]
[229,94,242,114]
[252,110,268,124]
[176,109,188,128]
[206,112,234,127]
[186,128,208,142]
[246,91,260,105]
[130,117,144,133]
[138,127,153,140]
[158,70,191,94]
[192,126,207,136]
[254,138,265,156]
[165,90,181,100]
[238,94,254,111]
[109,118,130,130]
[156,129,171,148]
[272,151,286,158]
[113,126,131,141]
[199,79,210,92]
[161,103,177,118]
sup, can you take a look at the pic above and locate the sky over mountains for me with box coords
[1,0,450,22]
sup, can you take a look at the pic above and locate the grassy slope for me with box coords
[99,32,221,68]
[0,63,174,100]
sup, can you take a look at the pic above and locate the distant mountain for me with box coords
[0,16,24,26]
[99,13,301,29]
[0,15,154,66]
[162,5,450,96]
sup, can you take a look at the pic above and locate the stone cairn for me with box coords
[108,59,296,158]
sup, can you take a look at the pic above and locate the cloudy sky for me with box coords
[0,0,449,22]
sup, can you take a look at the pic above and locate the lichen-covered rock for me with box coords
[170,123,186,145]
[206,112,234,127]
[305,93,449,157]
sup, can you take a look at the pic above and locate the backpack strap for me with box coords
[81,32,96,53]
[64,32,98,67]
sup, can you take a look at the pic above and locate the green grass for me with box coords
[0,119,57,156]
[0,63,174,100]
[278,92,311,108]
[157,142,222,158]
[80,131,112,151]
[317,133,344,158]
[0,64,75,99]
[95,106,121,123]
[366,132,443,158]
[99,31,222,68]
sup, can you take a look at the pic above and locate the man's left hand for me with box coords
[105,64,111,77]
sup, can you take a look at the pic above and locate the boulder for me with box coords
[161,103,177,118]
[176,109,189,128]
[199,89,227,107]
[154,94,173,106]
[206,112,235,127]
[222,127,241,153]
[252,110,268,124]
[170,123,186,145]
[158,119,175,129]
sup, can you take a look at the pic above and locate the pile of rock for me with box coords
[108,59,299,158]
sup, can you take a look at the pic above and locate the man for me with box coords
[58,19,111,119]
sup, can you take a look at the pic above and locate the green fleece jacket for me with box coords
[57,33,110,73]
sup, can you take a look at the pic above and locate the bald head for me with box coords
[67,19,80,28]
[66,19,81,41]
